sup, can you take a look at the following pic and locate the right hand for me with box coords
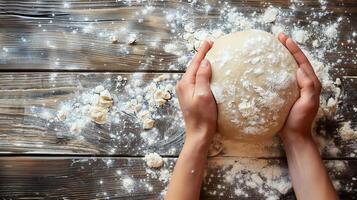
[277,33,322,142]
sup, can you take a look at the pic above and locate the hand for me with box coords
[278,33,322,143]
[176,40,217,146]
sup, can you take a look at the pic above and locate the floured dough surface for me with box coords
[206,30,299,141]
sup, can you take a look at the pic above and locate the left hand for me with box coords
[176,40,217,146]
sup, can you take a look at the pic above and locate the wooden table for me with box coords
[0,0,356,199]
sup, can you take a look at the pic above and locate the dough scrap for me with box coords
[144,152,164,168]
[89,87,114,124]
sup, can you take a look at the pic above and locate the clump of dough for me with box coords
[89,86,113,124]
[154,89,171,106]
[261,7,279,23]
[143,118,155,130]
[125,74,174,130]
[98,90,113,108]
[339,121,357,141]
[90,106,108,124]
[144,152,164,168]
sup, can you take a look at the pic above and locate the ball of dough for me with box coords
[206,30,299,141]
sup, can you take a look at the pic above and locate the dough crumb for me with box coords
[143,118,155,130]
[144,152,164,168]
[57,109,68,121]
[90,106,108,124]
[110,35,119,44]
[90,87,114,124]
[339,121,357,141]
[154,89,171,106]
[292,29,309,44]
[127,34,137,45]
[99,90,113,108]
[261,7,279,23]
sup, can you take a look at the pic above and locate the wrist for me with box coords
[184,130,214,153]
[280,131,315,148]
[186,125,215,142]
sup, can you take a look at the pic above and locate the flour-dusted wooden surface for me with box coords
[0,0,356,72]
[0,72,356,158]
[0,0,357,199]
[0,157,356,199]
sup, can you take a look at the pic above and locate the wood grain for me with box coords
[0,72,355,158]
[0,0,356,199]
[0,72,184,156]
[0,157,356,200]
[0,0,355,71]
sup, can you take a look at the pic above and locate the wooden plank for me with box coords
[0,72,356,158]
[0,157,356,199]
[0,0,356,15]
[0,72,184,156]
[0,1,355,71]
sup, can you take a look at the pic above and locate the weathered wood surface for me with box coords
[0,72,184,156]
[0,0,356,199]
[0,0,356,71]
[0,72,356,158]
[0,157,356,200]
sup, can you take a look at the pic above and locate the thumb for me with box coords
[194,59,212,98]
[296,67,318,108]
[297,67,315,93]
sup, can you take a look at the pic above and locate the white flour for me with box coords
[205,158,291,200]
[41,1,356,198]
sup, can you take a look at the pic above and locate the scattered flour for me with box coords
[324,23,339,39]
[122,177,135,192]
[46,2,355,198]
[208,159,291,199]
[55,74,177,134]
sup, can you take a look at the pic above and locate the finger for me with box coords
[175,80,193,110]
[285,38,310,66]
[285,38,321,93]
[194,59,213,98]
[278,32,288,45]
[299,63,321,94]
[296,68,317,100]
[182,40,212,84]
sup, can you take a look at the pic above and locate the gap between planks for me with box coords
[0,69,186,73]
[0,154,356,161]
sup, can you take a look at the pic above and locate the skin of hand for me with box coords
[278,33,338,200]
[175,40,217,146]
[278,33,322,141]
[165,40,217,200]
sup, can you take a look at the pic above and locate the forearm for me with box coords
[282,134,338,200]
[165,135,210,200]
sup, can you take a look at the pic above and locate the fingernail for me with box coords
[200,59,209,67]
